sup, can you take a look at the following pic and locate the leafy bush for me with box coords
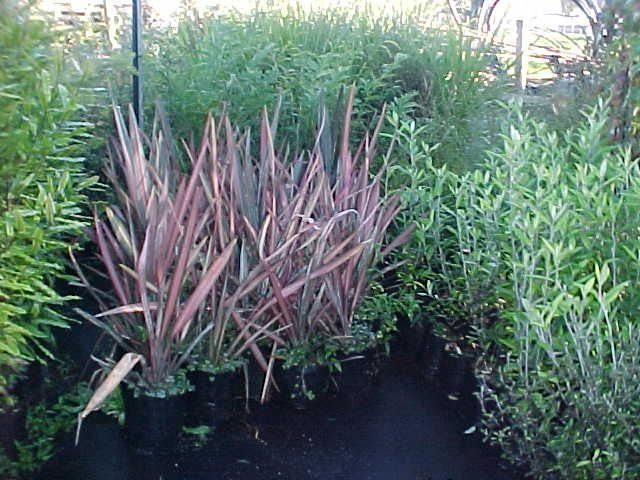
[380,116,488,344]
[0,2,97,405]
[0,376,122,478]
[396,101,640,478]
[478,104,640,479]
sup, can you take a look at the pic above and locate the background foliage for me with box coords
[142,5,498,171]
[597,0,640,148]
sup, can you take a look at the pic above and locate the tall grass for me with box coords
[142,4,498,171]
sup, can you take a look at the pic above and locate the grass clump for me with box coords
[142,4,499,171]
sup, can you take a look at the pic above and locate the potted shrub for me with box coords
[203,99,365,407]
[310,88,414,393]
[183,112,289,423]
[298,89,413,395]
[222,88,413,407]
[72,105,242,454]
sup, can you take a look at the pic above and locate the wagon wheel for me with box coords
[446,0,503,32]
[446,0,482,26]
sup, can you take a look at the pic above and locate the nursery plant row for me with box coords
[72,88,412,449]
[1,1,639,479]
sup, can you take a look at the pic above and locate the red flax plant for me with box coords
[314,87,415,344]
[217,87,413,370]
[72,105,237,404]
[185,111,291,374]
[198,103,365,367]
[74,104,297,431]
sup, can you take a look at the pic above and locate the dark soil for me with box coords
[35,349,522,480]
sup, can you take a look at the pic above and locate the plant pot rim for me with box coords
[122,380,191,400]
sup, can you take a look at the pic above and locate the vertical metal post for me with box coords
[132,0,143,128]
[515,19,528,91]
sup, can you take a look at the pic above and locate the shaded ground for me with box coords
[37,353,521,480]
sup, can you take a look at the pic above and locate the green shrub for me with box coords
[396,101,640,478]
[0,2,97,405]
[480,104,640,479]
[381,115,493,343]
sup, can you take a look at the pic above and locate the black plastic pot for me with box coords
[121,385,187,455]
[276,363,330,410]
[419,331,447,381]
[333,349,380,404]
[396,314,428,358]
[0,407,24,460]
[418,332,482,420]
[231,346,275,411]
[439,352,467,400]
[441,351,482,421]
[186,370,235,427]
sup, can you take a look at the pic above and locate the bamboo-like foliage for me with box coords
[0,1,98,402]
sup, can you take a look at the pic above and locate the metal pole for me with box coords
[515,19,528,91]
[132,0,143,128]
